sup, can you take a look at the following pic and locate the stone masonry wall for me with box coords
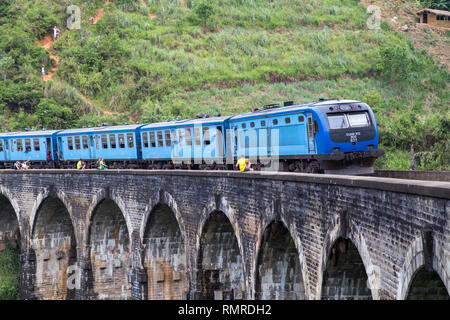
[0,170,447,300]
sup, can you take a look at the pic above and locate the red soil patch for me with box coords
[37,35,59,81]
[93,0,111,24]
[142,0,156,20]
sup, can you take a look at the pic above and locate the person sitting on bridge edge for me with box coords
[14,161,21,170]
[236,154,253,172]
[21,160,30,170]
[77,159,84,170]
[97,158,107,170]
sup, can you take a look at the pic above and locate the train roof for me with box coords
[230,99,362,121]
[141,116,231,130]
[57,124,145,135]
[0,129,61,138]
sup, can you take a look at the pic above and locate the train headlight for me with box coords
[332,147,340,152]
[367,145,374,149]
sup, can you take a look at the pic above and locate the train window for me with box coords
[185,128,192,146]
[203,127,210,145]
[298,115,304,122]
[250,122,255,128]
[171,130,178,144]
[101,134,108,149]
[314,120,319,133]
[273,119,278,125]
[142,132,149,148]
[74,136,81,150]
[96,135,100,149]
[34,138,40,151]
[157,131,164,147]
[165,130,171,147]
[261,120,266,126]
[0,140,3,152]
[285,117,291,124]
[82,136,89,149]
[118,134,125,148]
[149,132,156,147]
[16,139,23,152]
[110,134,116,149]
[68,137,73,150]
[242,123,246,129]
[217,126,224,156]
[127,133,134,148]
[328,114,349,129]
[10,139,14,152]
[194,128,201,145]
[178,129,184,146]
[25,139,31,152]
[347,112,370,127]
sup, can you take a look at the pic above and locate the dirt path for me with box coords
[142,0,156,20]
[93,0,111,24]
[37,35,59,81]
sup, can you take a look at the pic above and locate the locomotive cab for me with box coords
[316,101,384,175]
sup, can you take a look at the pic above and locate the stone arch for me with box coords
[142,202,187,300]
[254,217,307,300]
[87,197,132,300]
[29,188,78,246]
[140,189,186,247]
[0,192,21,246]
[194,198,246,300]
[319,219,377,300]
[0,185,21,226]
[252,199,309,300]
[397,234,449,299]
[86,189,133,244]
[30,195,77,300]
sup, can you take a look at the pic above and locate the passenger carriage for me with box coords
[0,130,61,168]
[55,124,145,168]
[140,117,230,169]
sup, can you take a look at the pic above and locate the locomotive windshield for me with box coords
[347,112,370,127]
[328,114,349,129]
[328,112,370,129]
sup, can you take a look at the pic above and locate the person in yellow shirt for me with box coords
[236,154,253,172]
[77,159,83,170]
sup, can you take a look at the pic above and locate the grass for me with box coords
[0,243,21,300]
[0,0,448,170]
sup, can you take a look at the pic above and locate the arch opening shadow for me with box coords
[197,211,245,300]
[0,195,21,300]
[406,266,449,300]
[88,199,131,300]
[31,197,76,300]
[143,204,187,300]
[321,237,371,300]
[255,220,305,300]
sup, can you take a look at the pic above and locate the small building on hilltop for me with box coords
[416,8,450,28]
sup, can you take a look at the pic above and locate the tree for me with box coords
[194,1,214,27]
[35,98,73,129]
[0,54,14,81]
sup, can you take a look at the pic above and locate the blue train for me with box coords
[0,99,384,174]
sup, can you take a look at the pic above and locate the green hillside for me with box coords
[0,0,448,170]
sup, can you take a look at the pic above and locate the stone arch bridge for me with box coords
[0,170,448,300]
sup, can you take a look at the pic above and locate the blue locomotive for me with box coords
[0,99,384,174]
